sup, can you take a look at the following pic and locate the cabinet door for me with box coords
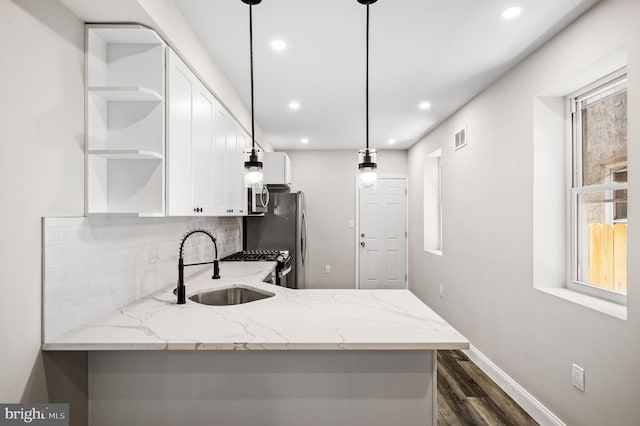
[284,153,292,186]
[212,103,249,216]
[166,50,194,216]
[235,130,250,215]
[213,104,230,215]
[225,119,240,214]
[191,80,216,214]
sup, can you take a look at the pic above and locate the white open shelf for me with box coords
[89,25,164,45]
[87,156,164,216]
[86,25,166,216]
[88,86,162,102]
[86,212,166,218]
[88,149,164,160]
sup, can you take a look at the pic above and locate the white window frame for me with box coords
[424,149,443,255]
[567,68,627,305]
[604,164,628,224]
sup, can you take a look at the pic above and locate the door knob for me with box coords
[360,241,365,248]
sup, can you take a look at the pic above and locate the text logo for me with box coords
[0,404,68,426]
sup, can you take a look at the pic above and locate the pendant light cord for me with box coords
[365,2,370,151]
[249,3,256,151]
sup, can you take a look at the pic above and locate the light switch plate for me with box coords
[572,363,585,391]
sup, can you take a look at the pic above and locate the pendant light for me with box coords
[357,0,378,189]
[242,0,264,189]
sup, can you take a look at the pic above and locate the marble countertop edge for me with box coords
[42,341,470,351]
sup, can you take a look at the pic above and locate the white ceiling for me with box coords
[176,0,599,150]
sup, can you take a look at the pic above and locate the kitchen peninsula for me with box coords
[43,261,467,425]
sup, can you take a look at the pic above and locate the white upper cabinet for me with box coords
[263,152,292,189]
[166,49,216,216]
[86,25,251,217]
[86,25,166,216]
[167,49,247,217]
[192,83,216,214]
[213,106,246,216]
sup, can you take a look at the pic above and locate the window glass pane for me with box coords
[581,87,627,186]
[576,191,627,294]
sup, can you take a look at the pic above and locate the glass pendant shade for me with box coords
[244,147,264,189]
[358,148,377,189]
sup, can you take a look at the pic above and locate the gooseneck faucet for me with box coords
[176,229,220,304]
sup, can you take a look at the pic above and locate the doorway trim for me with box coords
[354,174,409,289]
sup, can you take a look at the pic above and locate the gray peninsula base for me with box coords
[89,350,436,425]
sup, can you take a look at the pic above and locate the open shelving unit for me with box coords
[88,86,163,101]
[86,25,166,216]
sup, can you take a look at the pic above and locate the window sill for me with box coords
[424,249,442,256]
[536,287,627,321]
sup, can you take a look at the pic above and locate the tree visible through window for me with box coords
[570,70,627,301]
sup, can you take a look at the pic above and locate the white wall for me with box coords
[407,0,640,424]
[286,150,408,289]
[0,0,85,407]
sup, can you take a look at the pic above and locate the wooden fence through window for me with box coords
[588,223,627,293]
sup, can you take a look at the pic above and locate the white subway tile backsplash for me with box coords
[42,216,242,341]
[45,227,63,246]
[45,246,65,265]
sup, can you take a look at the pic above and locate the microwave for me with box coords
[247,186,269,215]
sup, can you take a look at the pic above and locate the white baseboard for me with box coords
[462,345,565,426]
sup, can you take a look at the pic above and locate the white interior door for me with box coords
[358,177,407,289]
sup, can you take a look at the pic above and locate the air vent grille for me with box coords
[454,127,467,150]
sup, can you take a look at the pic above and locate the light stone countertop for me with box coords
[42,261,469,351]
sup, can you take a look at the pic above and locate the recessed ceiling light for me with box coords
[301,138,309,144]
[501,6,522,20]
[271,39,287,51]
[289,101,301,110]
[388,139,396,145]
[418,101,431,110]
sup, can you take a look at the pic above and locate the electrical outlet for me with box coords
[439,285,444,298]
[348,220,354,229]
[572,363,585,392]
[325,265,331,274]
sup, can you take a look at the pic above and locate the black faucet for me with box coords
[176,229,220,304]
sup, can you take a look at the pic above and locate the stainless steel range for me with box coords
[222,250,292,288]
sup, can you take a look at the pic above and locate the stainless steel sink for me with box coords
[189,286,274,306]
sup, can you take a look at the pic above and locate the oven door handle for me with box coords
[278,265,292,278]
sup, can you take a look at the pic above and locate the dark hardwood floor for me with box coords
[438,350,538,426]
